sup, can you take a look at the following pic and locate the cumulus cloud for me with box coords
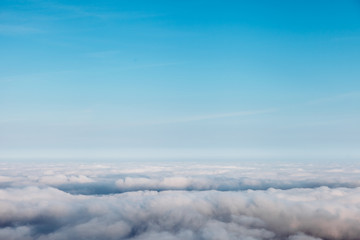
[0,161,360,239]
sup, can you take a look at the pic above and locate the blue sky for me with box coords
[1,0,360,160]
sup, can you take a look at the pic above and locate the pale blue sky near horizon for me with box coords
[1,0,360,160]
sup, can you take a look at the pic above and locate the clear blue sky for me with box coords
[1,0,360,160]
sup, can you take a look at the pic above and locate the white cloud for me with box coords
[39,174,94,185]
[0,161,360,239]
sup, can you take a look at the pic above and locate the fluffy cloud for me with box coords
[0,161,360,240]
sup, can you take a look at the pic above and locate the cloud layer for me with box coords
[0,161,359,240]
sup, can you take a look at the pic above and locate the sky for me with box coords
[1,2,360,239]
[1,0,360,160]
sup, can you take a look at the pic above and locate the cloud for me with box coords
[39,174,94,185]
[0,161,360,239]
[0,24,42,35]
[0,186,360,240]
[153,109,276,124]
[2,161,360,194]
[18,1,161,21]
[307,91,360,105]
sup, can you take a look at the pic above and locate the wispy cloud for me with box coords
[172,109,276,123]
[150,109,276,124]
[86,50,122,58]
[332,36,360,42]
[30,0,161,20]
[0,70,75,83]
[0,1,161,38]
[307,91,360,105]
[0,24,42,35]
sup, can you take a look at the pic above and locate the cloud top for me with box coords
[0,161,359,240]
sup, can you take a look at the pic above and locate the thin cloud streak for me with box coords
[307,91,360,105]
[146,109,277,125]
[169,109,276,123]
[25,1,162,21]
[0,24,42,35]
